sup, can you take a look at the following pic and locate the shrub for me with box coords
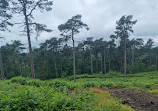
[11,76,28,85]
[0,83,93,111]
[27,79,45,87]
[105,83,113,88]
[83,82,96,88]
[0,86,41,111]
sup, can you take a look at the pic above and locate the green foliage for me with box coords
[27,79,45,87]
[67,71,122,80]
[0,80,93,110]
[1,72,158,110]
[0,85,42,111]
[127,63,157,74]
[2,35,158,80]
[11,76,28,85]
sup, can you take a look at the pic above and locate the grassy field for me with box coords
[0,71,158,111]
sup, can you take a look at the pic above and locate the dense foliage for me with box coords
[0,72,158,110]
[1,36,157,79]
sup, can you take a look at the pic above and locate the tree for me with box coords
[144,38,154,49]
[109,35,117,72]
[0,48,4,79]
[129,38,143,68]
[40,37,63,78]
[93,38,107,73]
[0,0,12,79]
[144,38,154,67]
[58,15,89,82]
[84,37,94,74]
[1,41,25,77]
[11,40,26,76]
[11,0,53,78]
[115,15,137,78]
[103,41,108,74]
[108,38,116,72]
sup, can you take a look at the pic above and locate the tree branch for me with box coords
[27,0,42,16]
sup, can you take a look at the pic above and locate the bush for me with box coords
[27,79,45,87]
[105,83,113,88]
[83,82,96,88]
[0,85,41,111]
[0,82,93,111]
[11,76,28,85]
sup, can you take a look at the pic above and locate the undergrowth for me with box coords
[0,71,158,110]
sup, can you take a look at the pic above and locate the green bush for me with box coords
[27,79,45,87]
[0,82,93,111]
[0,85,41,111]
[1,71,158,110]
[83,82,96,88]
[11,76,28,85]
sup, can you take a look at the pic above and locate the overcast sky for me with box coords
[2,0,158,48]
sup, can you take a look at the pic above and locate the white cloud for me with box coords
[2,0,158,47]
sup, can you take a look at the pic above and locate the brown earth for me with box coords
[107,89,158,111]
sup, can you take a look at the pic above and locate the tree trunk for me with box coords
[108,48,111,72]
[156,55,158,70]
[156,56,158,70]
[54,56,58,78]
[20,60,23,77]
[80,52,83,74]
[60,57,63,73]
[124,38,127,78]
[108,55,111,72]
[23,4,35,79]
[103,47,106,74]
[95,56,98,73]
[150,56,152,67]
[72,30,76,82]
[90,49,93,74]
[41,59,45,80]
[0,48,4,80]
[101,56,103,74]
[131,47,134,68]
[18,58,22,76]
[120,58,122,72]
[20,65,23,77]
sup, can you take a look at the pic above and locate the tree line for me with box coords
[0,0,157,81]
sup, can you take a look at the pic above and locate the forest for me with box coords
[0,0,157,80]
[1,32,157,80]
[0,0,158,111]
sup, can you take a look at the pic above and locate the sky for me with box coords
[2,0,158,48]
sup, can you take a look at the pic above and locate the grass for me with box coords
[147,89,158,95]
[89,88,134,111]
[0,71,158,110]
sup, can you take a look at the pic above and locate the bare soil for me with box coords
[107,89,158,111]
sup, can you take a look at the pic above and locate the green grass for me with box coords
[0,71,158,110]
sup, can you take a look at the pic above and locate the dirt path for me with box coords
[107,89,158,111]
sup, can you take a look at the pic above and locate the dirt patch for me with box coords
[107,89,158,111]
